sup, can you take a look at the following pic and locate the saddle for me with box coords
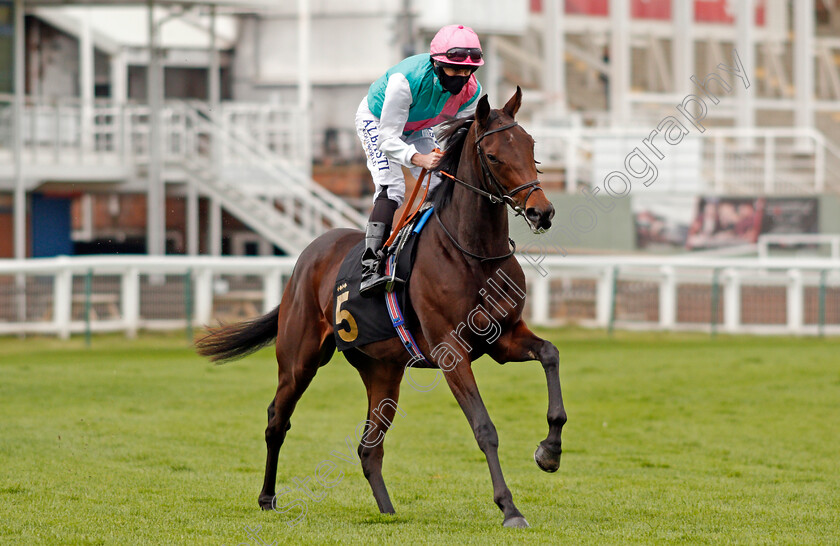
[333,206,434,352]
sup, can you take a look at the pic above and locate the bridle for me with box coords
[433,119,543,262]
[438,121,543,218]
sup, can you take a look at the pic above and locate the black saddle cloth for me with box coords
[333,215,427,352]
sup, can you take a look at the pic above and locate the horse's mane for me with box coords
[430,116,474,210]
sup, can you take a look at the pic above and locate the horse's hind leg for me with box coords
[258,394,297,510]
[346,351,405,514]
[258,321,335,510]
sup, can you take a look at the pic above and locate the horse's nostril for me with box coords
[526,207,540,221]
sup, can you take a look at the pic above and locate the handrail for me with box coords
[1,97,365,252]
[2,254,839,338]
[532,125,832,139]
[2,253,838,274]
[182,101,365,229]
[758,233,840,260]
[531,125,839,195]
[179,156,319,254]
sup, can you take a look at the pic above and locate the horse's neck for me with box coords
[438,151,511,258]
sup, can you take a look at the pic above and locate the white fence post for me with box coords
[122,268,140,338]
[714,137,725,192]
[531,274,551,326]
[566,137,578,193]
[724,269,741,333]
[659,266,676,329]
[263,268,283,314]
[787,269,804,335]
[195,268,214,325]
[815,140,825,193]
[763,137,775,193]
[596,266,615,327]
[758,237,769,260]
[54,269,72,340]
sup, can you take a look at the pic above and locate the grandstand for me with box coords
[1,0,839,335]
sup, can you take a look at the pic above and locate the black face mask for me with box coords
[434,63,470,95]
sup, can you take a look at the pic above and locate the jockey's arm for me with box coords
[376,74,420,168]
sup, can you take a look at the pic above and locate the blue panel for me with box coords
[31,194,73,257]
[413,206,434,234]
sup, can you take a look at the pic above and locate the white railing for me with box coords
[169,103,365,254]
[531,125,840,195]
[526,255,840,336]
[0,256,296,338]
[1,254,839,338]
[217,102,309,168]
[181,102,366,231]
[0,95,309,172]
[0,96,133,167]
[180,156,318,254]
[0,95,366,254]
[758,234,840,260]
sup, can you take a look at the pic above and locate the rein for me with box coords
[434,207,516,263]
[384,165,433,248]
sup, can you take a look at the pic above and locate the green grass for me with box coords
[1,329,839,545]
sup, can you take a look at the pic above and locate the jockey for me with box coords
[356,24,484,296]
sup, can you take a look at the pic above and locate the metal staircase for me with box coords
[181,156,317,253]
[177,102,366,254]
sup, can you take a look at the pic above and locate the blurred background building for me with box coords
[2,0,840,336]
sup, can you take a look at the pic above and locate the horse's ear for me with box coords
[475,95,491,128]
[503,86,522,119]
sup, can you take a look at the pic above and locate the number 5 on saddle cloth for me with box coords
[333,206,435,360]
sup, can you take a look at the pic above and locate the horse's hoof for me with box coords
[503,516,530,528]
[258,495,274,511]
[534,444,561,473]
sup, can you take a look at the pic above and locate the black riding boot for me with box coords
[359,221,390,296]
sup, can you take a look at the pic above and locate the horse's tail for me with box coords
[195,306,279,363]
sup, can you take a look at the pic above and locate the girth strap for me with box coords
[384,255,431,366]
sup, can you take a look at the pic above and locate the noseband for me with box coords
[475,122,542,216]
[438,121,543,218]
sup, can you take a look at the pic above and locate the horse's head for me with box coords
[473,87,555,232]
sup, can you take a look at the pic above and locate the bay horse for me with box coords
[195,87,567,528]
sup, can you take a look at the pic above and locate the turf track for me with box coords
[1,329,838,544]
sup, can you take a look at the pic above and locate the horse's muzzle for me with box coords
[525,203,555,231]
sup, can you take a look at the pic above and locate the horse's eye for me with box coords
[486,153,499,163]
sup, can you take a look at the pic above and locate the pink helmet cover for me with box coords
[429,24,484,66]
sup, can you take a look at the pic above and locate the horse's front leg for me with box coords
[488,320,567,473]
[441,355,529,528]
